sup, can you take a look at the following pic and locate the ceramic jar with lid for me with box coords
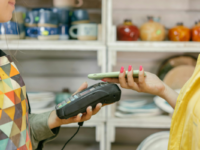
[168,23,191,41]
[191,22,200,41]
[117,19,140,41]
[140,16,165,41]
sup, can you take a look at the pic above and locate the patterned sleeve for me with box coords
[29,111,60,150]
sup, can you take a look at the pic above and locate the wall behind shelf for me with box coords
[112,0,200,28]
[10,50,101,92]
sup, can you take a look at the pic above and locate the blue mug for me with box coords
[25,27,38,39]
[25,10,39,27]
[58,25,69,40]
[38,9,58,27]
[52,8,70,25]
[37,27,59,40]
[71,9,90,25]
[0,21,20,39]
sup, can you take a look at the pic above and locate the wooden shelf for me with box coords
[0,40,105,51]
[108,41,200,52]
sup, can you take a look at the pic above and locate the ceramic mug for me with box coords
[71,9,89,25]
[53,0,83,8]
[0,21,20,40]
[58,25,69,40]
[25,10,39,27]
[11,12,24,24]
[38,9,58,28]
[37,27,59,40]
[25,27,38,39]
[69,23,98,40]
[52,8,70,25]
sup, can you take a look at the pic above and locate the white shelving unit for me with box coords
[106,0,200,150]
[0,0,108,150]
[1,0,200,149]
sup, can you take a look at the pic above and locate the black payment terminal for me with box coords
[56,82,121,119]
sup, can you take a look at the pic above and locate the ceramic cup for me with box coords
[71,9,89,25]
[11,12,24,24]
[0,21,20,40]
[25,10,39,27]
[37,27,59,40]
[58,25,69,40]
[53,0,83,8]
[52,8,70,25]
[69,23,98,40]
[38,9,58,28]
[25,27,38,39]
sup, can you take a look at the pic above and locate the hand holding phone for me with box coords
[88,70,146,80]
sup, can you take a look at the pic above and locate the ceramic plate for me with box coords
[115,109,163,118]
[137,131,169,150]
[119,99,150,108]
[31,103,56,114]
[153,89,180,114]
[117,102,160,113]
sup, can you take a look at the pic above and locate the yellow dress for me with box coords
[168,54,200,150]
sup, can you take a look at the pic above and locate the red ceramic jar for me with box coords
[168,23,191,41]
[191,22,200,41]
[117,19,140,41]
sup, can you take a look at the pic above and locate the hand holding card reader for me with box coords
[56,82,121,150]
[56,82,121,119]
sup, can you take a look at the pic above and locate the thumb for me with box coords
[73,82,88,95]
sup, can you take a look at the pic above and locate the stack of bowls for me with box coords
[0,6,26,40]
[115,99,163,118]
[27,92,56,114]
[137,131,169,150]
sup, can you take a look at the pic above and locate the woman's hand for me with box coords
[103,66,166,98]
[102,66,179,108]
[48,82,102,129]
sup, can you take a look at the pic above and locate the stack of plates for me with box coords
[27,92,56,114]
[115,99,163,118]
[153,89,180,115]
[137,131,170,150]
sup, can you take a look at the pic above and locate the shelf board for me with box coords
[0,40,105,51]
[108,41,200,52]
[62,117,105,128]
[108,115,171,129]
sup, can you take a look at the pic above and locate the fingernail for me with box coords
[120,66,124,73]
[99,103,102,108]
[84,81,87,84]
[79,113,82,118]
[101,79,106,82]
[89,106,92,112]
[140,66,143,71]
[128,65,132,72]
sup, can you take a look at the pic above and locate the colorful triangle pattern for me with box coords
[0,55,32,149]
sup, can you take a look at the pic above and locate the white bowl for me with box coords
[137,131,170,150]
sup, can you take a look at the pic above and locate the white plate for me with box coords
[31,104,56,114]
[153,89,180,114]
[115,109,163,118]
[117,102,160,113]
[119,99,150,108]
[137,131,170,150]
[30,100,55,109]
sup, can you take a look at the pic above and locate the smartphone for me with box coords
[88,70,146,80]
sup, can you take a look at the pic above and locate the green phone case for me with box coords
[88,70,146,80]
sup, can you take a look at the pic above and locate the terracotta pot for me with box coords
[53,0,83,8]
[117,19,140,41]
[168,23,191,41]
[140,16,165,41]
[157,55,197,80]
[163,65,195,89]
[191,22,200,41]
